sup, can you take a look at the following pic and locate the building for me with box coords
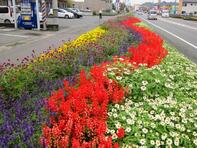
[178,0,197,15]
[72,0,111,11]
[0,0,68,8]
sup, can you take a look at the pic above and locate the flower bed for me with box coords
[0,17,134,147]
[0,16,196,147]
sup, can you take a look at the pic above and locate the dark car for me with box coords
[64,8,82,18]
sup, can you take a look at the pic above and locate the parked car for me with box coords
[147,10,157,20]
[49,8,74,19]
[0,5,20,24]
[64,8,82,18]
[70,8,83,16]
[161,10,169,18]
[137,10,143,15]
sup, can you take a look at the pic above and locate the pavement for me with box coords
[0,16,115,64]
[136,13,197,64]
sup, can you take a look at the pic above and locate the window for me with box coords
[0,7,9,13]
[58,9,64,13]
[194,11,197,14]
[191,3,193,6]
[183,3,187,6]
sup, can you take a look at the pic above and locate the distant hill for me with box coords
[142,1,178,7]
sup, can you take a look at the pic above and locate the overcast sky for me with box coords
[123,0,179,5]
[74,0,179,5]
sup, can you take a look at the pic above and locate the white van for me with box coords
[162,10,169,18]
[148,10,157,20]
[0,6,20,24]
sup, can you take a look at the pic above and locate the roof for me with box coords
[183,0,197,3]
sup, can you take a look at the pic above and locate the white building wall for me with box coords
[182,2,197,14]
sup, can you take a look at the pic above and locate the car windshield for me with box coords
[150,11,157,14]
[162,10,169,13]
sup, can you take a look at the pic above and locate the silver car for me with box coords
[148,10,157,20]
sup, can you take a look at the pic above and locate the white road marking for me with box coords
[0,33,29,38]
[158,17,197,30]
[140,17,197,50]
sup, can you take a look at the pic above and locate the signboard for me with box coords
[21,2,32,15]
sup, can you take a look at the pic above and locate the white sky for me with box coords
[114,0,179,5]
[74,0,179,5]
[131,0,179,4]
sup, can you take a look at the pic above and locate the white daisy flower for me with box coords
[140,86,147,91]
[113,113,118,118]
[107,68,112,71]
[193,132,197,137]
[150,140,155,145]
[142,81,148,86]
[127,119,134,125]
[126,127,131,133]
[193,139,197,145]
[112,134,118,139]
[110,130,115,134]
[142,128,148,134]
[116,76,122,81]
[111,108,117,112]
[155,79,160,83]
[166,138,173,145]
[115,104,120,109]
[140,139,146,145]
[122,116,126,120]
[129,84,133,88]
[175,124,181,129]
[115,123,121,129]
[174,138,179,146]
[161,133,167,140]
[155,140,160,146]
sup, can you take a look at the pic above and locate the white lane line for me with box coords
[140,17,197,50]
[158,18,197,30]
[0,33,29,38]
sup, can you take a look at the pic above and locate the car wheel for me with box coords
[64,15,69,19]
[4,19,11,24]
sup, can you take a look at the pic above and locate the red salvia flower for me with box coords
[117,128,125,139]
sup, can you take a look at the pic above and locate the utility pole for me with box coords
[52,0,58,16]
[52,0,58,25]
[12,0,17,29]
[36,0,40,30]
[174,0,177,14]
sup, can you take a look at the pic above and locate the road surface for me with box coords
[137,14,197,64]
[0,16,114,64]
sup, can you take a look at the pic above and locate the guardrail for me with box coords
[170,14,197,21]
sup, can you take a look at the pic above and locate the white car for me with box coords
[148,10,157,20]
[161,10,169,18]
[49,8,74,19]
[0,6,20,24]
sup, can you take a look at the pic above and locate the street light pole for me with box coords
[52,0,58,25]
[36,0,40,30]
[12,0,17,29]
[174,0,177,14]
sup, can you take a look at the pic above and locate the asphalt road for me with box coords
[0,16,115,64]
[136,14,197,64]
